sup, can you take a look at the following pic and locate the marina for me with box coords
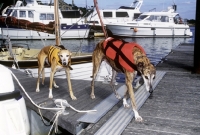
[0,0,91,40]
[0,0,198,135]
[3,41,200,135]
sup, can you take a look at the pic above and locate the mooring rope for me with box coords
[9,69,97,134]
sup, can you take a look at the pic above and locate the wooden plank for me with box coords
[10,67,123,134]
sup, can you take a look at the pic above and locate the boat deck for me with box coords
[9,42,200,135]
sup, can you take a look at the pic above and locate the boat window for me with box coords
[174,14,183,24]
[28,11,34,18]
[47,14,54,20]
[12,10,17,17]
[103,12,112,17]
[40,13,46,20]
[116,12,129,17]
[87,21,99,24]
[147,15,161,22]
[160,16,169,22]
[133,13,142,19]
[136,15,148,21]
[61,11,81,18]
[19,11,26,18]
[5,9,13,16]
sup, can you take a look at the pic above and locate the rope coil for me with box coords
[10,69,97,134]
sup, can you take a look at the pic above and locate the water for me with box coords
[11,27,195,66]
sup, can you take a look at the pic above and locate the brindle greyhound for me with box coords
[36,45,76,100]
[91,37,156,121]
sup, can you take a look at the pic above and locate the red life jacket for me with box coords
[103,37,146,72]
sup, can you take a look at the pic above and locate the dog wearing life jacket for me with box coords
[91,37,156,122]
[36,45,76,100]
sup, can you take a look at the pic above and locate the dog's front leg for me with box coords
[110,70,121,99]
[53,73,59,88]
[90,54,102,99]
[49,68,56,98]
[125,71,143,122]
[65,68,77,100]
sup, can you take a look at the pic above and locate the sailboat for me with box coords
[4,0,110,83]
[0,0,91,39]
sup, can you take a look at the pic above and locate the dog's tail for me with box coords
[55,45,65,49]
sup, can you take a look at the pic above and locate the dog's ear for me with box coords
[137,62,144,71]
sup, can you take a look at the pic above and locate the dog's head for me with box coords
[137,61,156,93]
[58,49,72,66]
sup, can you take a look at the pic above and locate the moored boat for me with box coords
[86,0,143,30]
[106,5,193,37]
[0,0,91,39]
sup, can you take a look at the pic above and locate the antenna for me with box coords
[172,0,177,12]
[172,0,175,5]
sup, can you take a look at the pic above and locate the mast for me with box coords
[93,0,108,38]
[54,0,61,45]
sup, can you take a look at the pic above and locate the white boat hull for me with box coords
[106,24,193,37]
[0,27,90,39]
[0,65,30,135]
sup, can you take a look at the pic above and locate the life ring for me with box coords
[133,27,138,32]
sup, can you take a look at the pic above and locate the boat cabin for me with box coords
[87,0,143,26]
[136,11,184,24]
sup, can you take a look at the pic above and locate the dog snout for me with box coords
[62,58,68,66]
[149,85,153,93]
[63,62,67,65]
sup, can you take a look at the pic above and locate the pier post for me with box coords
[194,0,200,73]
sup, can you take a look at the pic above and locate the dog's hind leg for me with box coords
[125,71,143,122]
[41,68,45,85]
[123,86,130,108]
[36,55,46,92]
[110,69,121,99]
[36,66,43,92]
[91,53,104,99]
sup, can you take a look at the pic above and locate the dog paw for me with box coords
[135,116,143,122]
[36,89,40,92]
[123,98,130,108]
[71,95,77,100]
[49,95,53,98]
[115,94,121,100]
[54,85,59,88]
[123,103,130,108]
[90,94,95,99]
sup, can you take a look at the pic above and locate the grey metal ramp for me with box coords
[77,85,126,123]
[94,71,166,135]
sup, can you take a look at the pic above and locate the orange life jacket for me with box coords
[103,37,146,72]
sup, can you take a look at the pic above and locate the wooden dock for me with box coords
[80,43,200,135]
[8,42,200,135]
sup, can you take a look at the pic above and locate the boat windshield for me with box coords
[5,9,13,16]
[136,15,148,21]
[137,15,169,22]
